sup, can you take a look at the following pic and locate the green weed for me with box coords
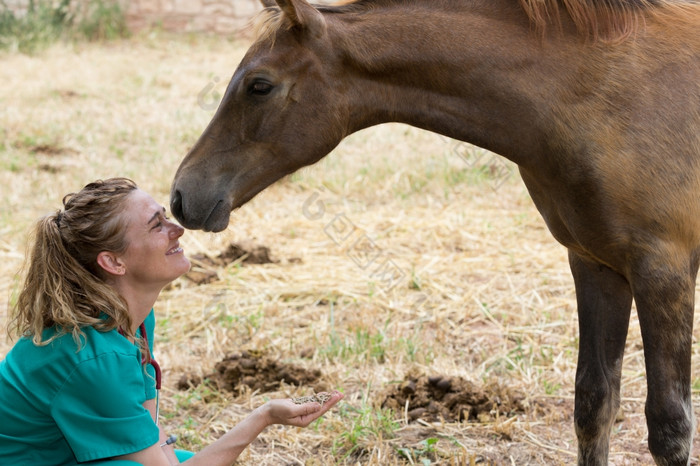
[332,392,400,460]
[0,0,128,53]
[74,0,128,41]
[322,325,388,364]
[397,437,440,465]
[542,379,561,395]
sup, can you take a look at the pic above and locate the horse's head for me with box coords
[171,0,348,231]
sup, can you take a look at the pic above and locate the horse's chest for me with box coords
[518,168,610,263]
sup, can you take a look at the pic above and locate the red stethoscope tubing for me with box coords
[118,322,163,424]
[137,322,163,425]
[139,322,161,390]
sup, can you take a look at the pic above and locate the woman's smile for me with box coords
[166,244,183,255]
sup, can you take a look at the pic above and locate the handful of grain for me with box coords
[291,392,332,406]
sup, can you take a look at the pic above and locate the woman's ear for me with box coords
[96,251,126,276]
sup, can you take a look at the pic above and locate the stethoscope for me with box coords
[137,322,162,422]
[119,323,176,447]
[138,323,177,448]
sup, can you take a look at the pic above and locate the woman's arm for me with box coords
[111,391,344,466]
[111,441,172,465]
[184,391,344,465]
[109,398,179,465]
[143,398,179,463]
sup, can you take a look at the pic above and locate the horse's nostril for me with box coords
[170,190,184,221]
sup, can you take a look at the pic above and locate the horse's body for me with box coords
[170,0,700,463]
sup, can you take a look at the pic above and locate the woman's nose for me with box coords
[169,221,185,238]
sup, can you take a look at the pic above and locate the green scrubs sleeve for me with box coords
[49,352,160,463]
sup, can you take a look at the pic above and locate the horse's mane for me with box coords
[519,0,679,41]
[254,0,695,43]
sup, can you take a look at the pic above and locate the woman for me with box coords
[0,178,343,465]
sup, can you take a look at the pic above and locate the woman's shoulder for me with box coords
[2,326,141,404]
[9,325,135,367]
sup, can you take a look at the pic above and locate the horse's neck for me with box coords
[330,0,583,166]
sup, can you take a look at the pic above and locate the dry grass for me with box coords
[1,33,700,465]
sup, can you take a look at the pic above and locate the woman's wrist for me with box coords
[251,402,274,429]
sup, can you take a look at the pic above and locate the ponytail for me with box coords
[8,178,138,346]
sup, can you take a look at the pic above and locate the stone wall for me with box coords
[2,0,266,37]
[3,0,336,37]
[125,0,263,36]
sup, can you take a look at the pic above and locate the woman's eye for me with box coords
[249,81,273,96]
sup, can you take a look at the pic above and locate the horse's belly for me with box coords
[520,164,700,274]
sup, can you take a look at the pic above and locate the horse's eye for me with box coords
[249,81,273,96]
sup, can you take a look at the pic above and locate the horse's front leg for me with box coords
[631,253,697,465]
[569,251,633,466]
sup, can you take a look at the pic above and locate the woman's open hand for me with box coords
[262,391,344,427]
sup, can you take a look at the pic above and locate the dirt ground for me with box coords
[162,241,700,465]
[179,349,326,394]
[180,348,526,424]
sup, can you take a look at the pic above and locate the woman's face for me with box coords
[117,189,191,289]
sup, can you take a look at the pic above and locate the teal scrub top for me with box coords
[0,311,160,465]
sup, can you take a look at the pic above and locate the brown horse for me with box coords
[170,0,700,463]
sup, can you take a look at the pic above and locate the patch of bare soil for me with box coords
[177,349,327,394]
[381,373,526,423]
[28,144,78,156]
[185,242,278,285]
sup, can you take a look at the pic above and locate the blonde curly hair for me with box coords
[9,178,140,347]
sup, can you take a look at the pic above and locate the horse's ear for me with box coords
[259,0,276,8]
[274,0,327,38]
